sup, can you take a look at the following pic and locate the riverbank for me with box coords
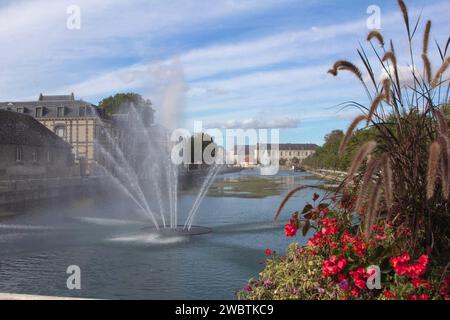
[301,167,346,190]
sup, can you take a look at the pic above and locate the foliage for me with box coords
[302,129,376,171]
[98,92,154,116]
[241,1,450,300]
[307,1,450,260]
[238,195,449,300]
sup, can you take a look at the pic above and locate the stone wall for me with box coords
[0,144,78,180]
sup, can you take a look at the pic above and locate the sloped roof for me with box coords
[277,143,318,150]
[0,94,106,119]
[257,143,318,151]
[0,110,71,148]
[39,93,74,101]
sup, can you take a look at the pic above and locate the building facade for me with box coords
[0,110,75,180]
[257,143,318,166]
[0,94,123,175]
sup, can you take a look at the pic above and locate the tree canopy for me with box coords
[99,93,153,115]
[302,128,375,171]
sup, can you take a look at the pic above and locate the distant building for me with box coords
[229,145,257,167]
[0,110,75,180]
[257,143,318,166]
[0,93,132,175]
[228,143,318,168]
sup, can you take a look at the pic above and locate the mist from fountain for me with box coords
[89,62,222,232]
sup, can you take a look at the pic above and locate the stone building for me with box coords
[257,143,318,166]
[0,110,75,180]
[0,93,123,175]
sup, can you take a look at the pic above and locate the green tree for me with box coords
[99,92,155,127]
[98,92,152,114]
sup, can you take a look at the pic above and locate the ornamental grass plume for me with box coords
[274,185,311,222]
[381,154,394,211]
[421,20,432,83]
[367,30,384,47]
[437,135,449,200]
[346,141,377,186]
[355,157,381,211]
[366,93,384,125]
[328,60,363,83]
[382,79,391,103]
[364,177,382,240]
[427,141,442,199]
[339,115,367,157]
[274,0,449,263]
[329,0,450,260]
[431,56,450,87]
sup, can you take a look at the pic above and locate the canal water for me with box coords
[0,170,325,299]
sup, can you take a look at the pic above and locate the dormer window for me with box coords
[79,106,86,116]
[55,126,66,138]
[57,106,65,117]
[35,107,43,117]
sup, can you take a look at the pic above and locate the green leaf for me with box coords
[302,220,311,236]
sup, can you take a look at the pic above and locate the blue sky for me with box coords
[0,0,448,144]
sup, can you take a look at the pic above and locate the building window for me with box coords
[57,107,65,117]
[35,107,43,117]
[55,126,66,138]
[47,150,53,163]
[15,146,23,162]
[32,149,38,162]
[79,106,86,116]
[16,107,24,113]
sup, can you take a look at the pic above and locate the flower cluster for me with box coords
[241,194,449,301]
[390,253,428,279]
[322,255,347,277]
[284,212,299,237]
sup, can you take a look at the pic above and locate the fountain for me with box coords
[92,106,222,235]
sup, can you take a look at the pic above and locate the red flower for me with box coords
[322,256,347,277]
[264,248,272,256]
[244,284,252,292]
[408,294,429,300]
[349,267,370,290]
[390,253,428,279]
[383,291,398,299]
[349,288,359,298]
[284,223,298,237]
[411,278,432,289]
[439,276,450,299]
